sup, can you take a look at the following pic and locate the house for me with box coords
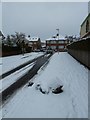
[80,13,90,38]
[26,36,41,51]
[46,34,70,52]
[80,1,90,38]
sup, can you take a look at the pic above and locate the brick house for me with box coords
[26,36,41,51]
[46,34,70,52]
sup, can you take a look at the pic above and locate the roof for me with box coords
[81,13,90,27]
[46,34,66,41]
[26,36,39,41]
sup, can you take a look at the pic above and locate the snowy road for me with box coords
[0,52,44,76]
[1,62,35,92]
[0,52,44,91]
[1,54,51,101]
[1,52,88,118]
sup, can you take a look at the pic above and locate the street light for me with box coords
[56,28,59,40]
[56,29,59,52]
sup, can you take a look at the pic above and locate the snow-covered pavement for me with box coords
[2,52,88,118]
[0,52,44,76]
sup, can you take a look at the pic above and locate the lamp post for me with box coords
[56,28,59,40]
[56,29,59,52]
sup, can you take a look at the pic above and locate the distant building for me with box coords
[65,35,79,42]
[46,34,71,52]
[26,36,41,51]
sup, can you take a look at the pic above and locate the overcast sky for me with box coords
[2,2,88,40]
[1,0,89,2]
[0,3,2,30]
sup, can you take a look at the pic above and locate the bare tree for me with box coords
[6,35,13,46]
[11,32,26,55]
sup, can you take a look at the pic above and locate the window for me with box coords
[47,41,50,44]
[53,41,57,44]
[86,20,89,33]
[50,41,53,44]
[58,41,64,44]
[51,46,56,49]
[58,46,64,49]
[50,41,56,44]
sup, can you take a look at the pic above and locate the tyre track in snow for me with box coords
[0,54,46,79]
[1,54,52,102]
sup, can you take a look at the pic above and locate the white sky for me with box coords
[0,2,2,30]
[2,2,88,40]
[1,0,90,2]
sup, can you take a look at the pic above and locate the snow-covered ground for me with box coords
[2,52,88,118]
[0,62,35,92]
[0,52,44,75]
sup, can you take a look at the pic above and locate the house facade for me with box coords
[26,36,41,51]
[80,13,90,38]
[46,35,70,52]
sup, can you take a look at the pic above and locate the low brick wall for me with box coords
[2,46,21,57]
[67,38,90,69]
[2,45,32,57]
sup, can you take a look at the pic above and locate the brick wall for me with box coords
[67,38,90,69]
[2,45,32,57]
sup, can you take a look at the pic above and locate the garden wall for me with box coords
[1,45,32,57]
[67,38,90,69]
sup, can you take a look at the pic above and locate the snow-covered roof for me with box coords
[26,36,39,41]
[46,34,66,41]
